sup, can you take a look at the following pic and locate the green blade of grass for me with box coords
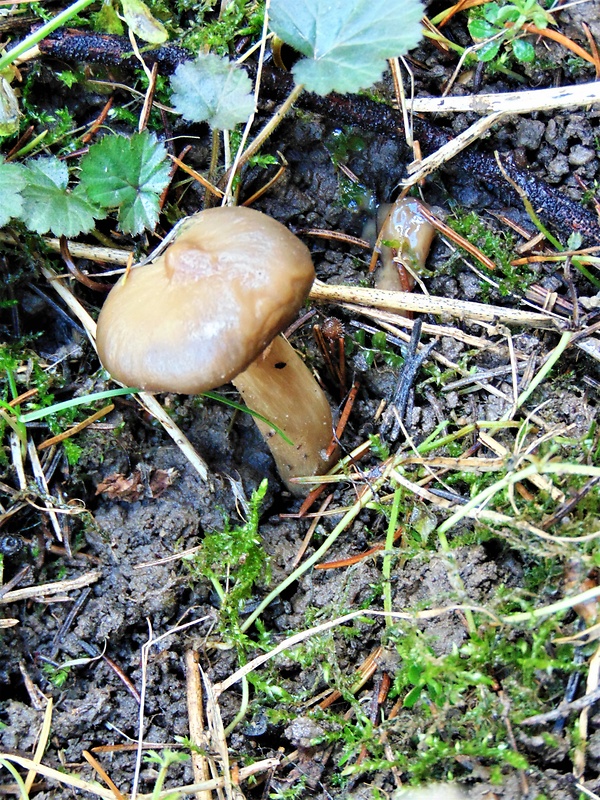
[202,390,294,446]
[19,387,139,423]
[0,0,97,73]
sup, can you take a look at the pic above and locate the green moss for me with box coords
[181,0,264,55]
[447,207,536,295]
[185,479,269,647]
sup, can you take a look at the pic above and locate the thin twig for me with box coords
[520,686,600,725]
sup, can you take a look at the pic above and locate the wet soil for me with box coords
[2,2,600,798]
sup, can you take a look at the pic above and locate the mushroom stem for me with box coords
[232,335,338,495]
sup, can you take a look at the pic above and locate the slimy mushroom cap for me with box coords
[96,206,315,394]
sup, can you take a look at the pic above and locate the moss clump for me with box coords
[447,207,536,296]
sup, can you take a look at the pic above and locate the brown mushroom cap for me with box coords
[96,207,315,394]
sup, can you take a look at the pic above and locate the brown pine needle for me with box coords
[82,750,125,800]
[82,97,114,145]
[8,387,38,406]
[316,525,403,570]
[326,381,360,459]
[319,647,382,710]
[168,154,224,198]
[299,228,371,249]
[437,0,480,25]
[583,22,600,79]
[417,204,496,270]
[37,404,115,451]
[521,22,595,65]
[242,162,287,207]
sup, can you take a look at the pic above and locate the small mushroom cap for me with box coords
[96,206,315,393]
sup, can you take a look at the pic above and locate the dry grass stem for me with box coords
[133,617,210,799]
[24,697,53,794]
[310,280,562,330]
[575,642,600,779]
[478,430,565,502]
[27,439,62,540]
[43,239,133,265]
[405,111,505,186]
[201,669,232,800]
[222,2,274,204]
[409,80,600,114]
[134,544,203,569]
[351,302,528,356]
[216,607,502,697]
[10,431,26,490]
[0,752,281,799]
[389,56,413,148]
[184,651,212,800]
[0,570,101,605]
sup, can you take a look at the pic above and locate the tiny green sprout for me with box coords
[94,0,124,34]
[173,735,206,756]
[186,479,269,645]
[269,776,308,800]
[41,662,71,687]
[368,434,390,461]
[144,749,189,800]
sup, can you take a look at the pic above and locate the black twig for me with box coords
[380,319,437,441]
[521,684,600,727]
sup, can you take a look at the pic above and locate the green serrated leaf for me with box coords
[0,161,25,226]
[269,0,424,96]
[512,37,535,62]
[19,156,102,236]
[496,6,520,24]
[120,0,168,43]
[79,131,170,234]
[170,53,254,130]
[532,9,552,28]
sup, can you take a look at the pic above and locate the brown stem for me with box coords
[232,336,338,495]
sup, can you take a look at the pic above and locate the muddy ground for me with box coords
[2,1,600,798]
